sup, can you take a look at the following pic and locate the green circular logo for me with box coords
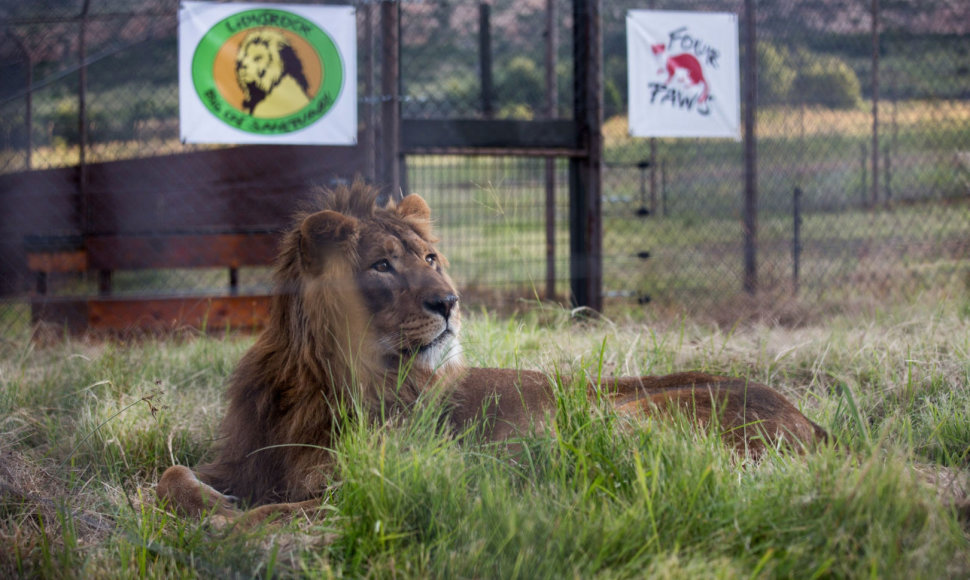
[192,8,344,135]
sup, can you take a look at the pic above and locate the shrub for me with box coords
[792,57,862,109]
[439,73,480,112]
[757,42,797,105]
[496,56,544,110]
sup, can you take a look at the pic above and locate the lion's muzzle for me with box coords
[424,293,458,321]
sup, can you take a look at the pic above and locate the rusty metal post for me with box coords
[870,0,880,208]
[569,0,603,311]
[25,56,32,170]
[480,2,494,119]
[648,0,657,215]
[364,3,376,182]
[742,0,758,295]
[544,0,558,300]
[11,35,33,169]
[78,0,91,234]
[380,0,400,196]
[793,187,802,294]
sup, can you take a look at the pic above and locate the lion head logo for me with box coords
[235,28,311,118]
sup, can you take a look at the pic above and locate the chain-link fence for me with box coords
[599,0,970,314]
[2,0,968,336]
[399,0,970,313]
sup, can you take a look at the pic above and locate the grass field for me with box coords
[1,298,969,577]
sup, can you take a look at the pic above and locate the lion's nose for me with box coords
[424,294,458,320]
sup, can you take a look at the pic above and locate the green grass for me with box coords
[1,300,969,577]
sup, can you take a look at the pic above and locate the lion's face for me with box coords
[296,194,463,374]
[236,35,284,95]
[354,219,462,370]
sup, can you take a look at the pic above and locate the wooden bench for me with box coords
[26,232,281,332]
[24,235,87,296]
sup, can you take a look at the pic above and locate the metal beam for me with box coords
[401,119,579,152]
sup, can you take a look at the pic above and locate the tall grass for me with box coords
[1,300,968,577]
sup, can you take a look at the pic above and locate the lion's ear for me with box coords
[397,194,431,221]
[397,194,437,240]
[299,210,359,274]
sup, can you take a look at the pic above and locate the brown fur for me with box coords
[157,180,827,522]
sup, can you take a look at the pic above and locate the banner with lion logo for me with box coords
[627,10,740,139]
[179,2,356,145]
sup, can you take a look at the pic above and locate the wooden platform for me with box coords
[25,231,279,333]
[31,294,272,333]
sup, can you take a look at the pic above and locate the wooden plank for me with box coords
[32,295,273,332]
[87,295,271,331]
[85,233,280,270]
[26,250,88,273]
[401,119,579,152]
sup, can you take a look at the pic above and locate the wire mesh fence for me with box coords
[1,0,968,336]
[601,0,970,311]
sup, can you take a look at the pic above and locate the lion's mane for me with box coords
[196,181,462,504]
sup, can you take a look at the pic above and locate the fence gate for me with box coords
[386,0,603,311]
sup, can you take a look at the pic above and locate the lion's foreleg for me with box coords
[157,466,326,527]
[157,465,240,519]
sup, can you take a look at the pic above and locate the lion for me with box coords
[157,180,828,523]
[236,28,311,118]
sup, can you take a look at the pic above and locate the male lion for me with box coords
[158,180,827,522]
[236,28,311,118]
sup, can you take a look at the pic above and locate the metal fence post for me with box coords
[793,187,802,294]
[479,2,494,119]
[743,0,758,295]
[9,35,34,170]
[569,0,603,311]
[871,0,880,209]
[78,0,91,235]
[544,0,558,301]
[380,0,401,196]
[364,2,377,182]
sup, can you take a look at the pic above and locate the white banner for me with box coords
[179,2,357,145]
[627,10,740,139]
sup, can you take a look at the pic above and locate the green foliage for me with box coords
[756,42,861,109]
[496,56,544,112]
[496,103,535,120]
[51,98,80,146]
[793,56,863,109]
[757,42,797,105]
[603,78,624,120]
[603,54,628,118]
[439,72,479,109]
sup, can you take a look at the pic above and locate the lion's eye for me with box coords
[425,254,437,266]
[372,259,391,273]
